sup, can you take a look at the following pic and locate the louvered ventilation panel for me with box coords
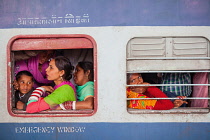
[172,37,208,57]
[127,37,210,71]
[127,37,166,58]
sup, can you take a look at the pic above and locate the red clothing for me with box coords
[144,86,174,110]
[26,98,50,113]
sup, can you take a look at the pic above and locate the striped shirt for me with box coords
[160,73,192,96]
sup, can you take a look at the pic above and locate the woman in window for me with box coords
[26,56,76,113]
[59,61,94,110]
[127,73,174,110]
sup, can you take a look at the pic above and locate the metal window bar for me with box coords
[126,71,210,101]
[127,71,210,73]
[127,57,210,60]
[127,97,210,100]
[126,84,210,87]
[126,84,210,100]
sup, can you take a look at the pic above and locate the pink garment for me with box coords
[15,54,53,88]
[26,98,50,113]
[191,72,208,107]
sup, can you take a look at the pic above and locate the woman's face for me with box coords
[39,50,54,64]
[129,73,143,85]
[73,65,89,86]
[129,73,145,93]
[17,75,34,94]
[46,59,63,82]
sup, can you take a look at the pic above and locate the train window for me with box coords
[126,37,210,114]
[7,34,97,117]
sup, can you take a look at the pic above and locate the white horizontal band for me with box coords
[59,104,66,110]
[72,101,76,110]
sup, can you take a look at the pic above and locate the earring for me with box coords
[60,76,63,81]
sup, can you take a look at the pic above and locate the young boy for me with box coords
[14,70,34,110]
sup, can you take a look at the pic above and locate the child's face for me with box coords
[17,75,34,94]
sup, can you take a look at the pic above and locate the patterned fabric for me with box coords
[127,88,157,109]
[160,73,192,96]
[28,87,45,101]
[63,101,73,110]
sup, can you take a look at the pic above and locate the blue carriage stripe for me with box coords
[0,0,210,29]
[0,122,210,140]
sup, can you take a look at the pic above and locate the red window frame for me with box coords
[7,34,97,117]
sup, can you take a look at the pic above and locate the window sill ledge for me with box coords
[127,107,209,114]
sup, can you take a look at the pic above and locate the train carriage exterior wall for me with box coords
[0,0,210,140]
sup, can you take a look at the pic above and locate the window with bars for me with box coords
[126,37,210,114]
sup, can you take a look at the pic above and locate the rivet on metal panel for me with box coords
[8,62,11,67]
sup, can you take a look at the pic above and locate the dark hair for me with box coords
[16,70,34,81]
[77,61,94,81]
[54,56,74,81]
[127,73,142,84]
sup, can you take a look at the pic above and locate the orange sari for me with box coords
[127,88,157,109]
